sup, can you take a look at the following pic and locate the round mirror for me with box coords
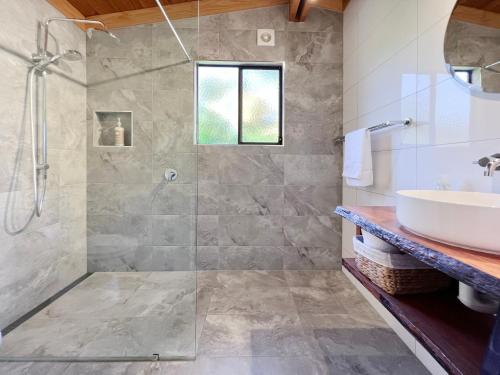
[444,0,500,95]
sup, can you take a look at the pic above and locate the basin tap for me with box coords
[475,154,500,176]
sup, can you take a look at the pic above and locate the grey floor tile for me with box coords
[0,270,428,375]
[197,314,313,357]
[290,287,349,314]
[213,270,287,289]
[62,362,164,375]
[207,287,297,315]
[194,356,329,375]
[0,273,196,359]
[323,355,430,375]
[284,270,350,288]
[0,362,70,375]
[309,323,413,357]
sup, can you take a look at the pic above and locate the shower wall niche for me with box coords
[93,111,133,147]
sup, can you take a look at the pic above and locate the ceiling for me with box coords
[454,0,500,29]
[459,0,500,14]
[64,0,191,17]
[48,0,349,29]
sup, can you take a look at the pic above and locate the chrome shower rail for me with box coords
[335,118,412,144]
[154,0,192,62]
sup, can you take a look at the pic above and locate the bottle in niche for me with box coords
[114,117,124,146]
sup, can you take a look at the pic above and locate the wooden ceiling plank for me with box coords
[87,1,197,28]
[47,0,88,30]
[453,5,500,29]
[289,0,301,21]
[84,0,118,14]
[105,0,137,12]
[65,0,99,16]
[88,0,289,29]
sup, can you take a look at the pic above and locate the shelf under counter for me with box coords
[335,205,500,375]
[335,205,500,298]
[343,258,494,375]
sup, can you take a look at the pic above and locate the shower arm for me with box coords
[153,0,192,62]
[40,18,108,56]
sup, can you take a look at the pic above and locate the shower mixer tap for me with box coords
[474,154,500,176]
[25,16,118,223]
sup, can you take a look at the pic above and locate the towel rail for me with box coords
[335,118,412,144]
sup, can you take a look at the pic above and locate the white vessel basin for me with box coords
[396,190,500,254]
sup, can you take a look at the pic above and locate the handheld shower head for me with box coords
[34,49,82,71]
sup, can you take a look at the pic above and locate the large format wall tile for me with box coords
[284,216,341,248]
[88,5,343,272]
[88,215,151,248]
[219,30,287,61]
[218,216,285,246]
[219,154,285,185]
[87,150,152,184]
[284,185,342,216]
[287,31,343,64]
[151,215,195,246]
[87,24,152,62]
[284,155,341,186]
[217,185,284,215]
[88,183,152,215]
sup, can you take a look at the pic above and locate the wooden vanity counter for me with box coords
[335,205,500,375]
[335,205,500,298]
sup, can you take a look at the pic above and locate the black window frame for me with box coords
[454,68,473,84]
[196,62,283,146]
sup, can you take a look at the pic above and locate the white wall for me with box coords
[342,0,500,257]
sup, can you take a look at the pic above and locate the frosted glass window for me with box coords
[197,66,239,144]
[241,69,281,144]
[197,63,282,145]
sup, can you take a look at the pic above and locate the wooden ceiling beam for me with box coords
[87,0,288,29]
[199,0,288,17]
[310,0,343,13]
[289,0,301,21]
[298,0,312,21]
[289,0,344,22]
[452,5,500,29]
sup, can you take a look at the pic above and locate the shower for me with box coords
[28,18,117,219]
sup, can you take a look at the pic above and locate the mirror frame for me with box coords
[444,1,500,100]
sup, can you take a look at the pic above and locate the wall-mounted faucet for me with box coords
[475,154,500,176]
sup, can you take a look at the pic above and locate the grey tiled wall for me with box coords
[0,0,87,328]
[87,6,343,271]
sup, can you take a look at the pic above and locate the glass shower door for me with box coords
[0,1,199,361]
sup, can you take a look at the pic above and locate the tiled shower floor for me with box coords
[0,271,429,374]
[0,272,196,359]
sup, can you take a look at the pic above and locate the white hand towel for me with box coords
[342,128,373,187]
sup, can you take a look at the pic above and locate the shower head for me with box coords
[61,49,83,61]
[34,49,82,71]
[40,17,119,56]
[50,49,83,64]
[86,27,120,42]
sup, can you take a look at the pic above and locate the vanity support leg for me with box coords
[481,304,500,375]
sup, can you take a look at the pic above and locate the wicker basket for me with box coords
[353,236,451,295]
